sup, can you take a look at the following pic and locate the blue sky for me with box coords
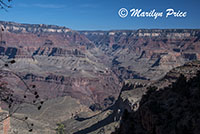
[0,0,199,30]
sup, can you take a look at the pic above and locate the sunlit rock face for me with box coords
[80,29,200,80]
[0,21,121,110]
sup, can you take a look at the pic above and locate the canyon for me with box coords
[0,21,200,133]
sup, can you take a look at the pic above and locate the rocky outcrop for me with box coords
[113,61,200,134]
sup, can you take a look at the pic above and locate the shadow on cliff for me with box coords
[74,83,134,123]
[72,83,131,134]
[74,68,200,134]
[73,94,125,134]
[113,69,200,134]
[73,112,116,134]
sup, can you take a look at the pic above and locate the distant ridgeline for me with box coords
[0,21,71,34]
[0,21,94,59]
[80,29,200,38]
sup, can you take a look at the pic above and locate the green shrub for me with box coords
[56,123,65,134]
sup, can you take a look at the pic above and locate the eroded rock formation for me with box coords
[113,61,200,134]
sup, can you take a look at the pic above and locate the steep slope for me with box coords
[67,61,200,134]
[113,61,200,134]
[0,21,121,109]
[80,29,200,80]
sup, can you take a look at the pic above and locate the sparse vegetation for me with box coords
[56,123,65,134]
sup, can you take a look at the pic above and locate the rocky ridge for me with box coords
[113,61,200,134]
[80,29,200,80]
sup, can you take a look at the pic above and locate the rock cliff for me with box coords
[80,29,200,80]
[113,61,200,134]
[0,21,121,110]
